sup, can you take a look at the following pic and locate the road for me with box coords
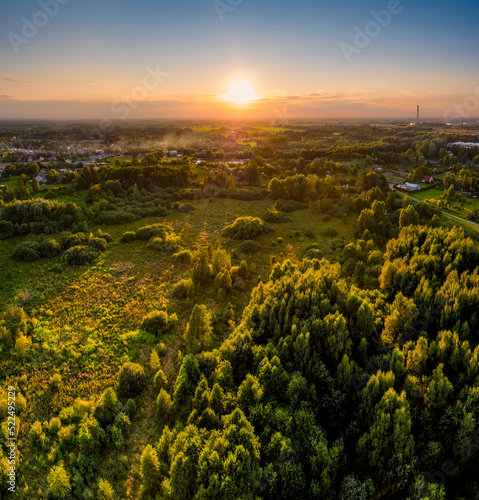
[390,187,479,229]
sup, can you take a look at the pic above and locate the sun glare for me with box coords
[224,79,259,106]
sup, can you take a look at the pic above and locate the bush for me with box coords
[11,241,41,262]
[62,245,98,266]
[303,244,324,260]
[263,209,292,223]
[121,231,137,243]
[171,279,194,300]
[147,233,181,253]
[94,210,139,225]
[0,220,14,239]
[275,199,303,212]
[51,263,64,274]
[322,226,339,237]
[173,249,193,265]
[88,236,108,252]
[136,223,171,240]
[221,216,273,240]
[62,233,88,250]
[178,203,195,213]
[141,310,169,336]
[233,276,245,290]
[304,228,315,239]
[118,362,146,399]
[96,229,113,243]
[49,374,62,391]
[238,240,262,255]
[39,239,61,258]
[277,237,283,244]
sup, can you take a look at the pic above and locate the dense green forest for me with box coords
[1,121,479,499]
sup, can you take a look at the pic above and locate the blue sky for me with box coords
[0,0,478,119]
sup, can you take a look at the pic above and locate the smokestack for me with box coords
[417,105,420,121]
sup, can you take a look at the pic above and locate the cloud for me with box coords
[91,80,102,85]
[5,77,33,87]
[0,95,14,100]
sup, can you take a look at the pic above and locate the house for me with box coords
[422,176,433,184]
[405,183,421,192]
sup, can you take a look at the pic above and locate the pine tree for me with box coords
[47,462,71,498]
[184,304,213,353]
[140,444,160,496]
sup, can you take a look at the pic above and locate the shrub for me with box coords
[62,245,98,266]
[173,249,193,265]
[170,278,194,300]
[62,233,88,250]
[263,209,292,223]
[11,241,41,262]
[277,237,283,244]
[51,263,64,274]
[221,216,273,240]
[136,223,171,240]
[322,226,339,237]
[0,220,14,239]
[121,231,137,243]
[50,374,62,391]
[275,199,303,212]
[303,244,324,260]
[94,210,139,225]
[233,276,245,290]
[304,228,315,239]
[157,342,167,357]
[141,310,169,336]
[147,233,181,253]
[178,203,195,213]
[96,229,113,242]
[39,239,61,258]
[118,362,146,399]
[237,240,262,255]
[88,237,108,252]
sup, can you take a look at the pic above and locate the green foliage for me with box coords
[157,388,173,417]
[171,278,194,300]
[184,304,213,353]
[47,462,71,499]
[62,245,98,266]
[263,209,292,223]
[118,362,146,399]
[140,444,160,496]
[121,230,137,243]
[173,249,193,264]
[274,199,304,212]
[178,203,195,213]
[237,240,262,255]
[97,479,115,500]
[11,240,41,262]
[222,216,273,240]
[141,310,170,336]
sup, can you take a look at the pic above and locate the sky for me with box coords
[0,0,478,120]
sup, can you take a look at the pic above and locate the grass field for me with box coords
[410,188,444,200]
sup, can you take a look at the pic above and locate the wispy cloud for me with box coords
[0,95,14,100]
[90,80,102,85]
[5,77,33,87]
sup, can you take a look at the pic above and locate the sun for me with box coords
[224,79,259,106]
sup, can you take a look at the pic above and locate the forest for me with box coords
[1,120,479,499]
